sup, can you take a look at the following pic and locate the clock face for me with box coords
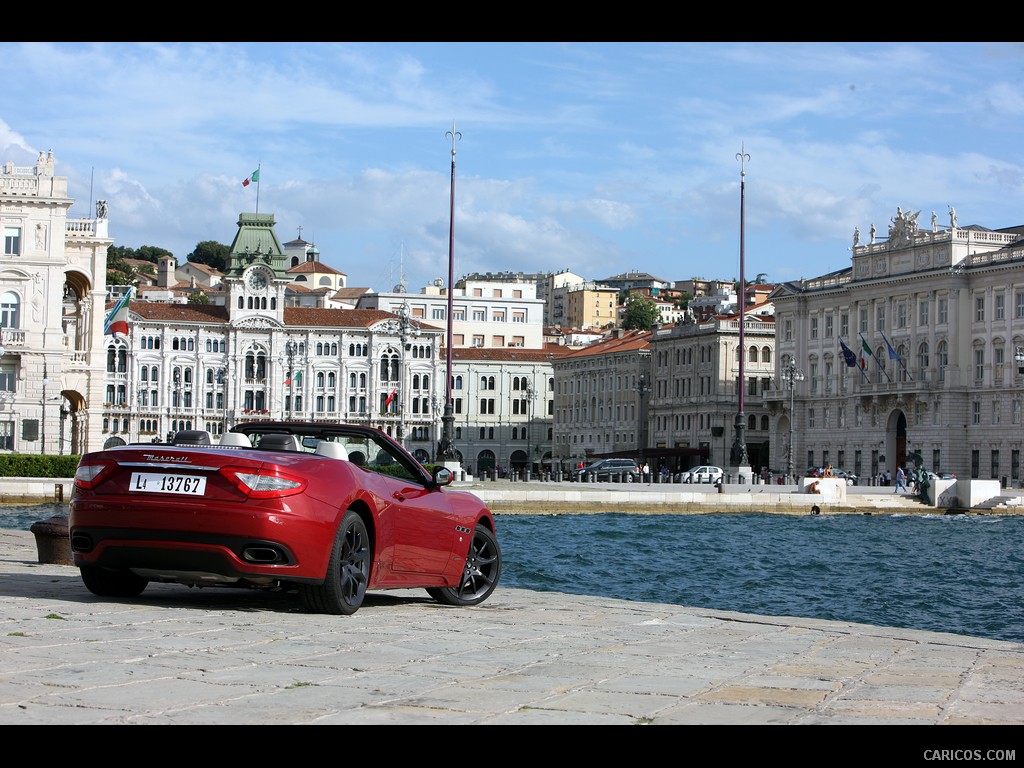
[248,270,268,290]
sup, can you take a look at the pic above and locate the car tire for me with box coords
[300,509,370,615]
[428,525,501,607]
[626,474,634,483]
[79,565,148,598]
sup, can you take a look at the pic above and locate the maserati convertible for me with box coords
[68,422,501,615]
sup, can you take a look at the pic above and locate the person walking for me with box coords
[894,466,908,493]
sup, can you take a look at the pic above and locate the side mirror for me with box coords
[433,466,454,487]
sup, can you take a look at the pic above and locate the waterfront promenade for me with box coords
[1,525,1022,726]
[3,478,1024,726]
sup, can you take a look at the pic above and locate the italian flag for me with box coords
[103,288,133,338]
[860,336,871,369]
[241,169,260,187]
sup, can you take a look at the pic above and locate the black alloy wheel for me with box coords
[427,525,501,607]
[300,509,370,615]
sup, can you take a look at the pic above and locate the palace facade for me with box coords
[769,208,1024,484]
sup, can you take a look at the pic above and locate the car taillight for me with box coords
[74,457,117,490]
[220,467,306,498]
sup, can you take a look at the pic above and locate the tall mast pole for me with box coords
[731,144,750,475]
[437,121,461,463]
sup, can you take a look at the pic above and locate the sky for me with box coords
[3,42,1023,295]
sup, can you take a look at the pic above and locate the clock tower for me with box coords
[223,212,289,326]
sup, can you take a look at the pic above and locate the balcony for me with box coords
[0,330,26,347]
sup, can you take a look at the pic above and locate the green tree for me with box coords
[136,245,174,265]
[621,294,660,330]
[106,253,136,288]
[673,291,693,309]
[188,240,230,272]
[107,244,138,261]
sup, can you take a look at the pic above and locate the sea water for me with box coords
[5,504,1022,644]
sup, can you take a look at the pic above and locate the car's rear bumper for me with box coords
[69,498,335,584]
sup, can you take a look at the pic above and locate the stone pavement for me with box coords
[1,527,1022,726]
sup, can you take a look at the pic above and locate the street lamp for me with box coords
[390,301,420,448]
[781,361,805,484]
[522,382,537,477]
[285,340,298,419]
[59,403,69,455]
[633,371,652,461]
[41,363,49,455]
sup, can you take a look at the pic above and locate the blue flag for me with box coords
[881,332,899,361]
[839,338,857,368]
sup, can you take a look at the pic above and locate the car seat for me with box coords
[315,441,349,460]
[257,433,301,452]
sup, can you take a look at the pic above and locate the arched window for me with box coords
[0,291,21,329]
[937,340,949,382]
[245,350,267,380]
[381,352,398,381]
[918,342,929,380]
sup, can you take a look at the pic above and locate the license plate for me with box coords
[130,472,207,495]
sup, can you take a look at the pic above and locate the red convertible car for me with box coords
[69,422,501,615]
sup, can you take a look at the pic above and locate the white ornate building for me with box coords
[102,212,447,463]
[0,151,110,455]
[769,207,1024,484]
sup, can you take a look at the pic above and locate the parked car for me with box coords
[69,422,502,615]
[679,465,724,484]
[805,466,824,478]
[576,458,640,482]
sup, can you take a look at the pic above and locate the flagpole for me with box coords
[882,332,914,381]
[730,144,750,476]
[437,121,461,464]
[862,334,893,382]
[255,162,261,215]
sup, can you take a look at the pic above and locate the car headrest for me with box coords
[257,433,301,452]
[314,441,348,460]
[171,430,212,446]
[219,432,252,447]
